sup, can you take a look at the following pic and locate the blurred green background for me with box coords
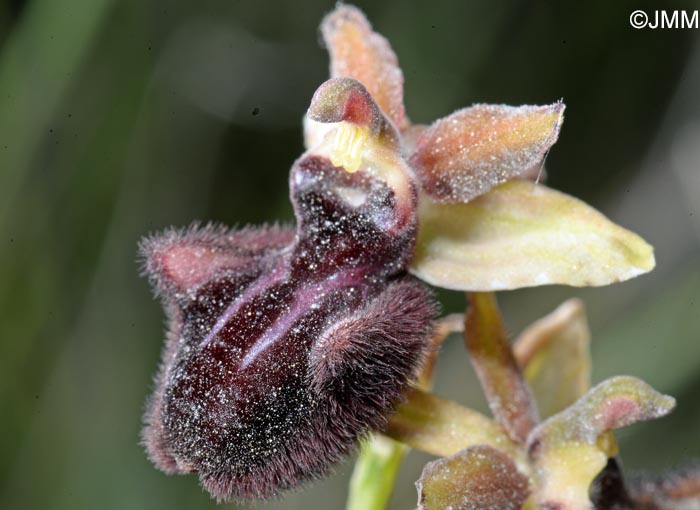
[1,0,699,508]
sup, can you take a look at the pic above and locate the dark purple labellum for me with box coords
[141,138,437,500]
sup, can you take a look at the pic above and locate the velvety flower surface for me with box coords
[141,142,437,499]
[140,3,656,503]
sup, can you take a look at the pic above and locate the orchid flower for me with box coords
[139,4,660,505]
[308,5,654,291]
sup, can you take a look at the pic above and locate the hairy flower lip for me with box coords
[141,131,434,501]
[142,225,438,499]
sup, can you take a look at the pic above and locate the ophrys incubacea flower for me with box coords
[140,4,655,502]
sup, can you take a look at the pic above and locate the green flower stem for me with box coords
[346,434,408,510]
[346,314,464,510]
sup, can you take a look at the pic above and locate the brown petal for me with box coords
[465,292,540,444]
[410,102,564,202]
[321,5,407,130]
[416,445,529,510]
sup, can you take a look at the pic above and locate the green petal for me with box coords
[410,180,655,290]
[416,445,529,510]
[526,376,675,509]
[514,299,591,418]
[386,389,517,459]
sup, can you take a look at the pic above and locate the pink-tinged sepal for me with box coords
[321,5,407,130]
[410,102,565,202]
